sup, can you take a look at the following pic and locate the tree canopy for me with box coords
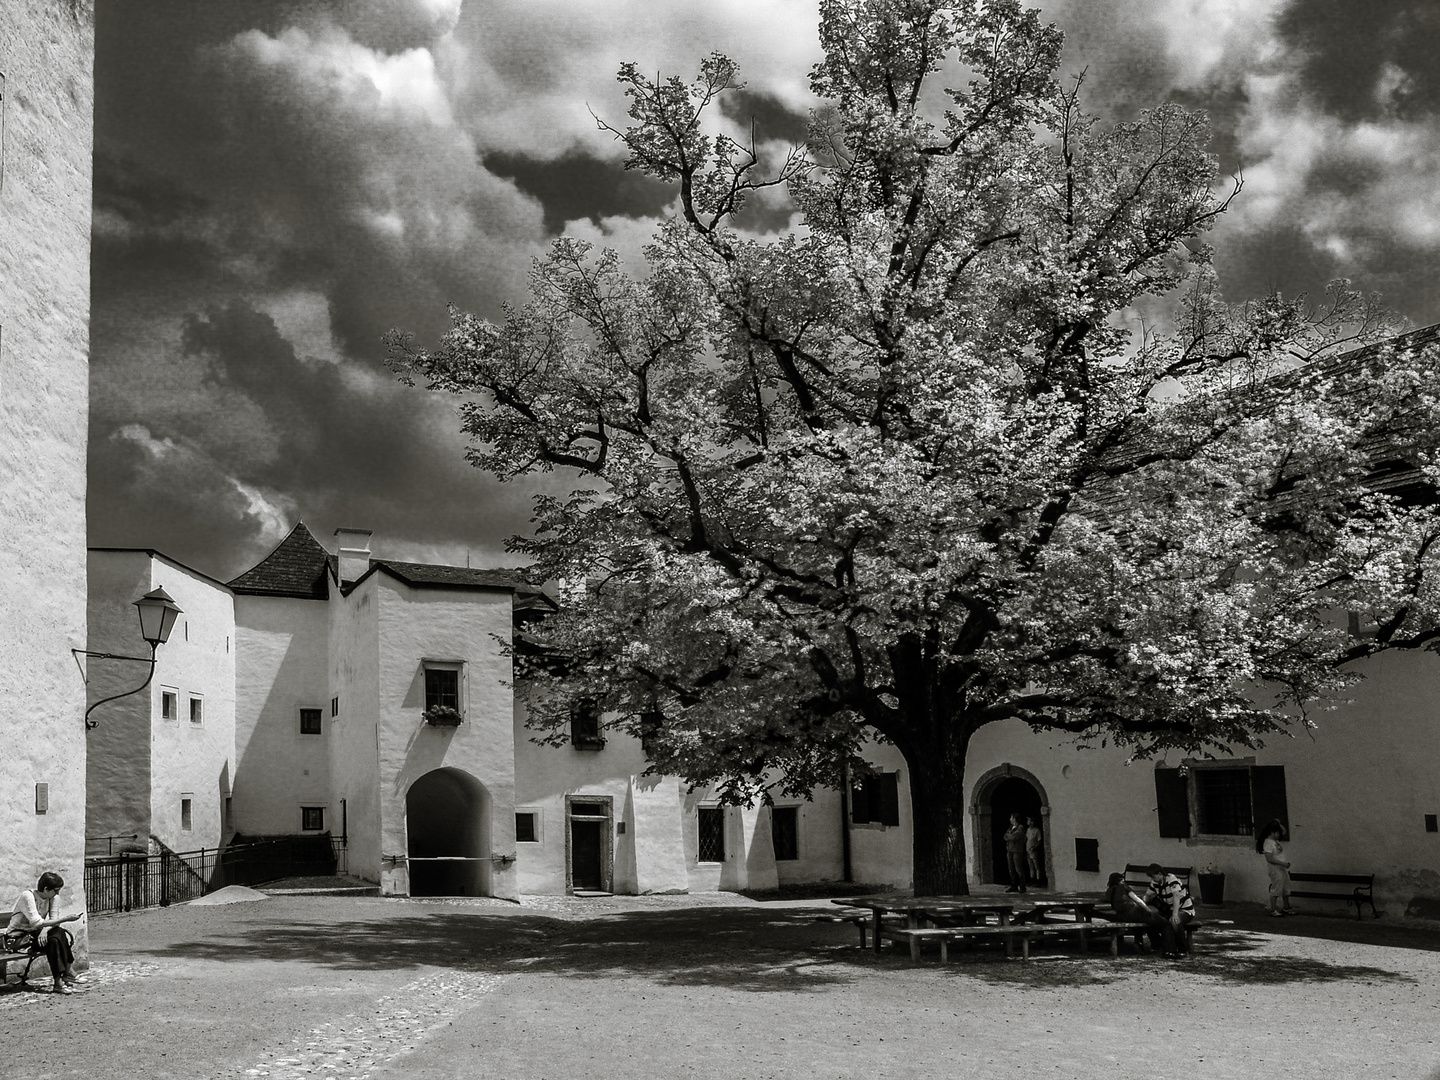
[390,0,1440,892]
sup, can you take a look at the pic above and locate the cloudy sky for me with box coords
[90,0,1440,581]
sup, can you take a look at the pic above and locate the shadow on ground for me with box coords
[122,903,1421,994]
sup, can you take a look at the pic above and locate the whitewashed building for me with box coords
[0,2,95,952]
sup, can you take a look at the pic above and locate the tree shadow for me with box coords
[120,903,1420,995]
[935,927,1419,989]
[127,906,867,994]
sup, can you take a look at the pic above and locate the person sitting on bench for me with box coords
[1105,872,1167,952]
[1143,863,1196,958]
[8,871,84,993]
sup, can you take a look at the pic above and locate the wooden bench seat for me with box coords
[1288,872,1378,918]
[1120,863,1204,951]
[813,910,905,949]
[886,919,1158,962]
[1,931,48,987]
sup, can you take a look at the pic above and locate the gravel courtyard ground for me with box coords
[3,885,1437,1080]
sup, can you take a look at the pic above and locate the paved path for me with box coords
[2,893,1437,1079]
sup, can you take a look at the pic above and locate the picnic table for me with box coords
[833,893,1123,961]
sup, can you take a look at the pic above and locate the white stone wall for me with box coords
[373,578,517,899]
[328,576,382,884]
[0,1,94,948]
[85,552,156,855]
[142,559,235,859]
[847,743,914,889]
[233,595,331,837]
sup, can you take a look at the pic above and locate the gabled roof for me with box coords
[348,559,557,611]
[227,522,334,599]
[88,547,235,592]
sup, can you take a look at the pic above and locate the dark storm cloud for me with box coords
[482,149,673,236]
[719,88,812,144]
[1275,0,1440,123]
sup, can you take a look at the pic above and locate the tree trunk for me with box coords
[899,720,975,896]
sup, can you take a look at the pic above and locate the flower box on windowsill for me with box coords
[424,705,464,727]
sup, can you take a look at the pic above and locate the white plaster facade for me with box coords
[0,2,95,953]
[86,551,237,861]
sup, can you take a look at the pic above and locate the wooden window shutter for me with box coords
[850,777,870,824]
[1249,766,1289,836]
[880,772,900,827]
[1154,768,1191,838]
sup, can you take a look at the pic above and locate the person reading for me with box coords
[8,871,84,993]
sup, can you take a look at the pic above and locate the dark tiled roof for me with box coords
[371,560,525,590]
[227,522,334,599]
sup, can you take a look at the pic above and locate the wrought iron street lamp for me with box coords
[76,587,183,729]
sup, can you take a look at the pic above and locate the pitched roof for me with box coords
[370,560,527,591]
[227,522,334,599]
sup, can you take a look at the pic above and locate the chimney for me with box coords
[334,528,373,584]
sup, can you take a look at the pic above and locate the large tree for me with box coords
[390,0,1440,893]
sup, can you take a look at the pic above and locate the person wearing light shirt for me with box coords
[1143,863,1196,958]
[8,871,84,993]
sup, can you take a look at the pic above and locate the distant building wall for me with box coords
[328,575,382,885]
[85,552,155,855]
[0,1,94,948]
[233,595,331,837]
[374,578,517,899]
[142,559,235,858]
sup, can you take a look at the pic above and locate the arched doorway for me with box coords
[406,768,492,897]
[970,765,1050,888]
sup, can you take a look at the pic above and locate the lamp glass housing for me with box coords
[134,587,182,646]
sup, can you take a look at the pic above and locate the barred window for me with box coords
[1194,768,1252,835]
[299,708,323,735]
[697,806,725,863]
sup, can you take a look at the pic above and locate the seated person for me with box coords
[8,871,84,993]
[1143,863,1196,958]
[1103,872,1167,951]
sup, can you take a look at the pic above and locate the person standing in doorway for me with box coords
[1025,816,1043,886]
[1004,813,1028,893]
[1257,819,1295,916]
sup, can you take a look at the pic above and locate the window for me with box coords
[181,796,193,832]
[697,806,725,862]
[1074,837,1100,873]
[331,696,339,717]
[301,806,325,831]
[516,812,539,843]
[771,806,799,861]
[34,783,48,815]
[425,667,460,712]
[224,797,233,830]
[161,690,177,721]
[1154,764,1289,839]
[189,696,203,724]
[850,771,900,826]
[570,699,605,750]
[299,708,323,736]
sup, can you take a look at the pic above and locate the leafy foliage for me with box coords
[390,0,1440,886]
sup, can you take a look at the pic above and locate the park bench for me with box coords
[1117,863,1204,950]
[1288,872,1378,918]
[1,929,49,987]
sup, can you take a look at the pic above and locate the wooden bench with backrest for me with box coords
[1114,863,1204,949]
[1,928,51,987]
[1287,872,1378,918]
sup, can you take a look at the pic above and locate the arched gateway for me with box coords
[406,767,492,897]
[970,764,1050,888]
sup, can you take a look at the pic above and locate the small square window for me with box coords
[425,668,460,712]
[571,700,605,750]
[301,806,325,831]
[771,806,798,861]
[516,812,539,843]
[1194,768,1252,836]
[1426,814,1438,833]
[1074,837,1100,873]
[189,697,203,724]
[299,708,323,735]
[698,806,725,863]
[181,797,193,831]
[161,691,177,721]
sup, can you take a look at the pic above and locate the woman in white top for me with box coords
[1256,820,1294,916]
[8,871,84,993]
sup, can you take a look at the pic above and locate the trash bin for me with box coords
[1197,872,1226,906]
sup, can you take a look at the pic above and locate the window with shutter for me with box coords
[879,772,901,827]
[1154,768,1192,838]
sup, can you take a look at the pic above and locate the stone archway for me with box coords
[970,763,1052,888]
[406,767,492,897]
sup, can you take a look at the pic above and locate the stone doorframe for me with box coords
[564,794,614,894]
[968,762,1053,887]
